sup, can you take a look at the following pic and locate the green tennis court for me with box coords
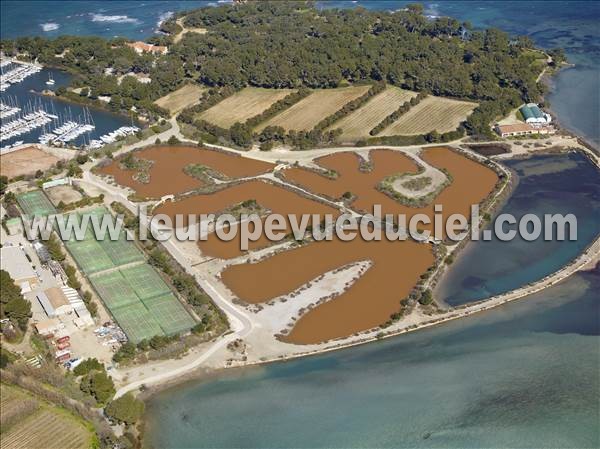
[89,271,140,309]
[120,264,170,300]
[58,206,196,342]
[111,302,165,343]
[61,214,96,243]
[65,239,115,274]
[99,237,145,266]
[144,294,197,335]
[17,190,56,217]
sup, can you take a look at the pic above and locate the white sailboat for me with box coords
[46,73,55,86]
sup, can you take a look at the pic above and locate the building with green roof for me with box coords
[519,103,551,124]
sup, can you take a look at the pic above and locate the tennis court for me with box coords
[111,302,165,343]
[65,239,115,274]
[99,237,145,266]
[89,271,140,309]
[144,293,197,335]
[120,264,170,300]
[17,190,56,217]
[58,207,197,342]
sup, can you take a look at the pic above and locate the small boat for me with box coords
[46,74,55,86]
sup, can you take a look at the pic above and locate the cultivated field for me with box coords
[0,384,93,449]
[0,147,59,178]
[379,96,478,136]
[198,87,295,128]
[154,83,207,115]
[256,85,372,132]
[327,86,417,141]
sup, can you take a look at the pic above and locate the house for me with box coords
[1,245,37,291]
[519,103,552,124]
[126,41,168,55]
[34,318,63,336]
[37,287,72,318]
[495,123,556,138]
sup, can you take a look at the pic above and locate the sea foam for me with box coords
[40,22,60,32]
[90,13,139,24]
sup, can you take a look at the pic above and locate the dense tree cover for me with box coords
[0,270,32,331]
[105,393,145,425]
[0,35,172,118]
[178,1,547,138]
[113,342,136,364]
[178,2,542,94]
[418,289,434,305]
[0,176,8,195]
[0,1,551,137]
[73,358,104,376]
[80,368,115,406]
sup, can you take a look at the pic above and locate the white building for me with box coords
[1,245,37,291]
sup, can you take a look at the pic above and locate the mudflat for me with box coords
[222,237,434,344]
[98,145,274,198]
[153,179,340,259]
[283,147,499,235]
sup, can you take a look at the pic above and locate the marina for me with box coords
[0,62,134,150]
[0,58,42,91]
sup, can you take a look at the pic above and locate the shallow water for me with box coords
[146,267,599,448]
[437,152,600,306]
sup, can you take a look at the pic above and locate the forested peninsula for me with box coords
[0,1,561,147]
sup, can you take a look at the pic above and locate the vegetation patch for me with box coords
[313,82,385,131]
[183,163,228,184]
[119,153,154,184]
[378,169,453,208]
[0,383,95,449]
[402,176,433,191]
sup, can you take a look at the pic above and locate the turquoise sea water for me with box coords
[146,267,599,448]
[0,1,210,40]
[438,152,600,306]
